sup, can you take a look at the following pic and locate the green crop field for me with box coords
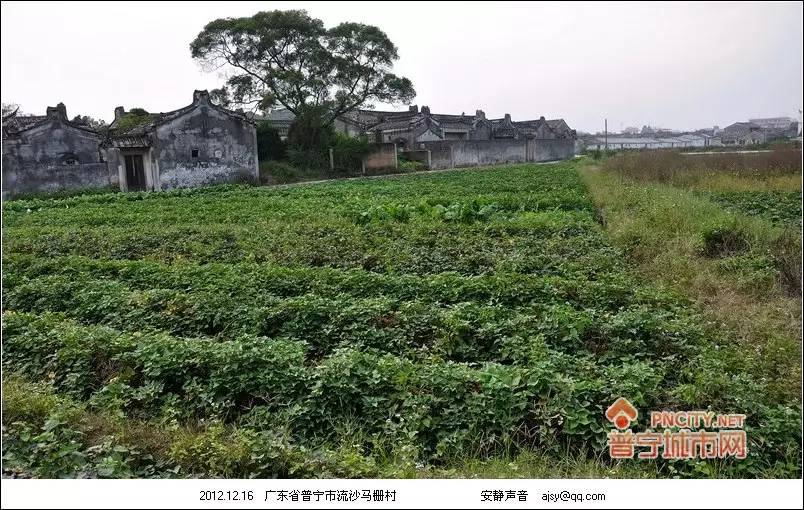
[698,190,802,226]
[2,161,800,478]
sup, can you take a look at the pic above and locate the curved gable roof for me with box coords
[3,106,101,140]
[108,90,253,139]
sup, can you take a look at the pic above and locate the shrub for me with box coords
[256,121,286,162]
[399,160,426,173]
[771,228,802,296]
[331,133,373,176]
[114,108,152,133]
[700,223,750,258]
[286,107,333,172]
[259,161,311,185]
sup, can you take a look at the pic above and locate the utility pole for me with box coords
[604,118,608,149]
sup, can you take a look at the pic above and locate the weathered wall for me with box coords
[153,104,258,190]
[453,139,527,166]
[427,144,454,169]
[334,118,362,138]
[418,140,525,169]
[362,143,397,174]
[526,138,575,162]
[2,121,111,198]
[416,138,574,170]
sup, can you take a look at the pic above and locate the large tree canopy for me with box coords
[190,10,415,124]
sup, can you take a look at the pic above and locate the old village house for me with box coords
[2,90,258,198]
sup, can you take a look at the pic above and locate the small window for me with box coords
[191,149,200,158]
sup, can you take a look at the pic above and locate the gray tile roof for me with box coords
[106,135,152,148]
[3,114,48,134]
[107,90,251,142]
[2,109,101,140]
[369,114,418,131]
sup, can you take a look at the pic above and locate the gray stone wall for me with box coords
[526,138,576,162]
[362,143,397,174]
[453,139,527,166]
[427,144,454,169]
[2,121,111,199]
[417,138,575,170]
[152,103,258,191]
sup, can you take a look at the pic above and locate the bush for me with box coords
[286,107,333,172]
[256,122,286,162]
[399,160,427,173]
[114,108,151,133]
[331,133,373,176]
[259,161,320,185]
[771,228,802,296]
[700,223,750,258]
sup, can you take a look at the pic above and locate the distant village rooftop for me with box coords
[265,105,576,147]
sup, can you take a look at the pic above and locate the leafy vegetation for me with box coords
[190,9,414,123]
[2,161,800,478]
[582,156,801,477]
[256,122,286,162]
[114,108,152,133]
[698,191,801,225]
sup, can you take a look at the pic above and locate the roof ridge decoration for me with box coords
[108,89,255,140]
[2,102,102,140]
[2,106,21,121]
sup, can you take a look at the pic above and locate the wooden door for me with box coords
[124,154,146,191]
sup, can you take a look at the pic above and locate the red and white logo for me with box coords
[605,397,638,430]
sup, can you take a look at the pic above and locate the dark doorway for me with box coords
[124,154,146,191]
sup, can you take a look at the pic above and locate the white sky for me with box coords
[1,1,802,133]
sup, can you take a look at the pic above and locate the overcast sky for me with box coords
[2,1,802,133]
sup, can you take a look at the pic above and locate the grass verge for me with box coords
[580,164,802,406]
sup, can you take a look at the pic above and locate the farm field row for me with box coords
[2,162,800,478]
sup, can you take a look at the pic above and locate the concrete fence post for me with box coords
[427,150,432,169]
[329,148,334,171]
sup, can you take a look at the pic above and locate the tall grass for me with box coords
[601,147,802,190]
[581,165,802,406]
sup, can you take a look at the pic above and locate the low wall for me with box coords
[527,138,576,162]
[417,138,575,170]
[1,162,112,199]
[362,142,397,175]
[426,144,454,169]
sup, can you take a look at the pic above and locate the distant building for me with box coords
[263,108,295,140]
[263,105,576,150]
[720,118,798,145]
[721,122,765,145]
[749,117,798,130]
[585,133,713,150]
